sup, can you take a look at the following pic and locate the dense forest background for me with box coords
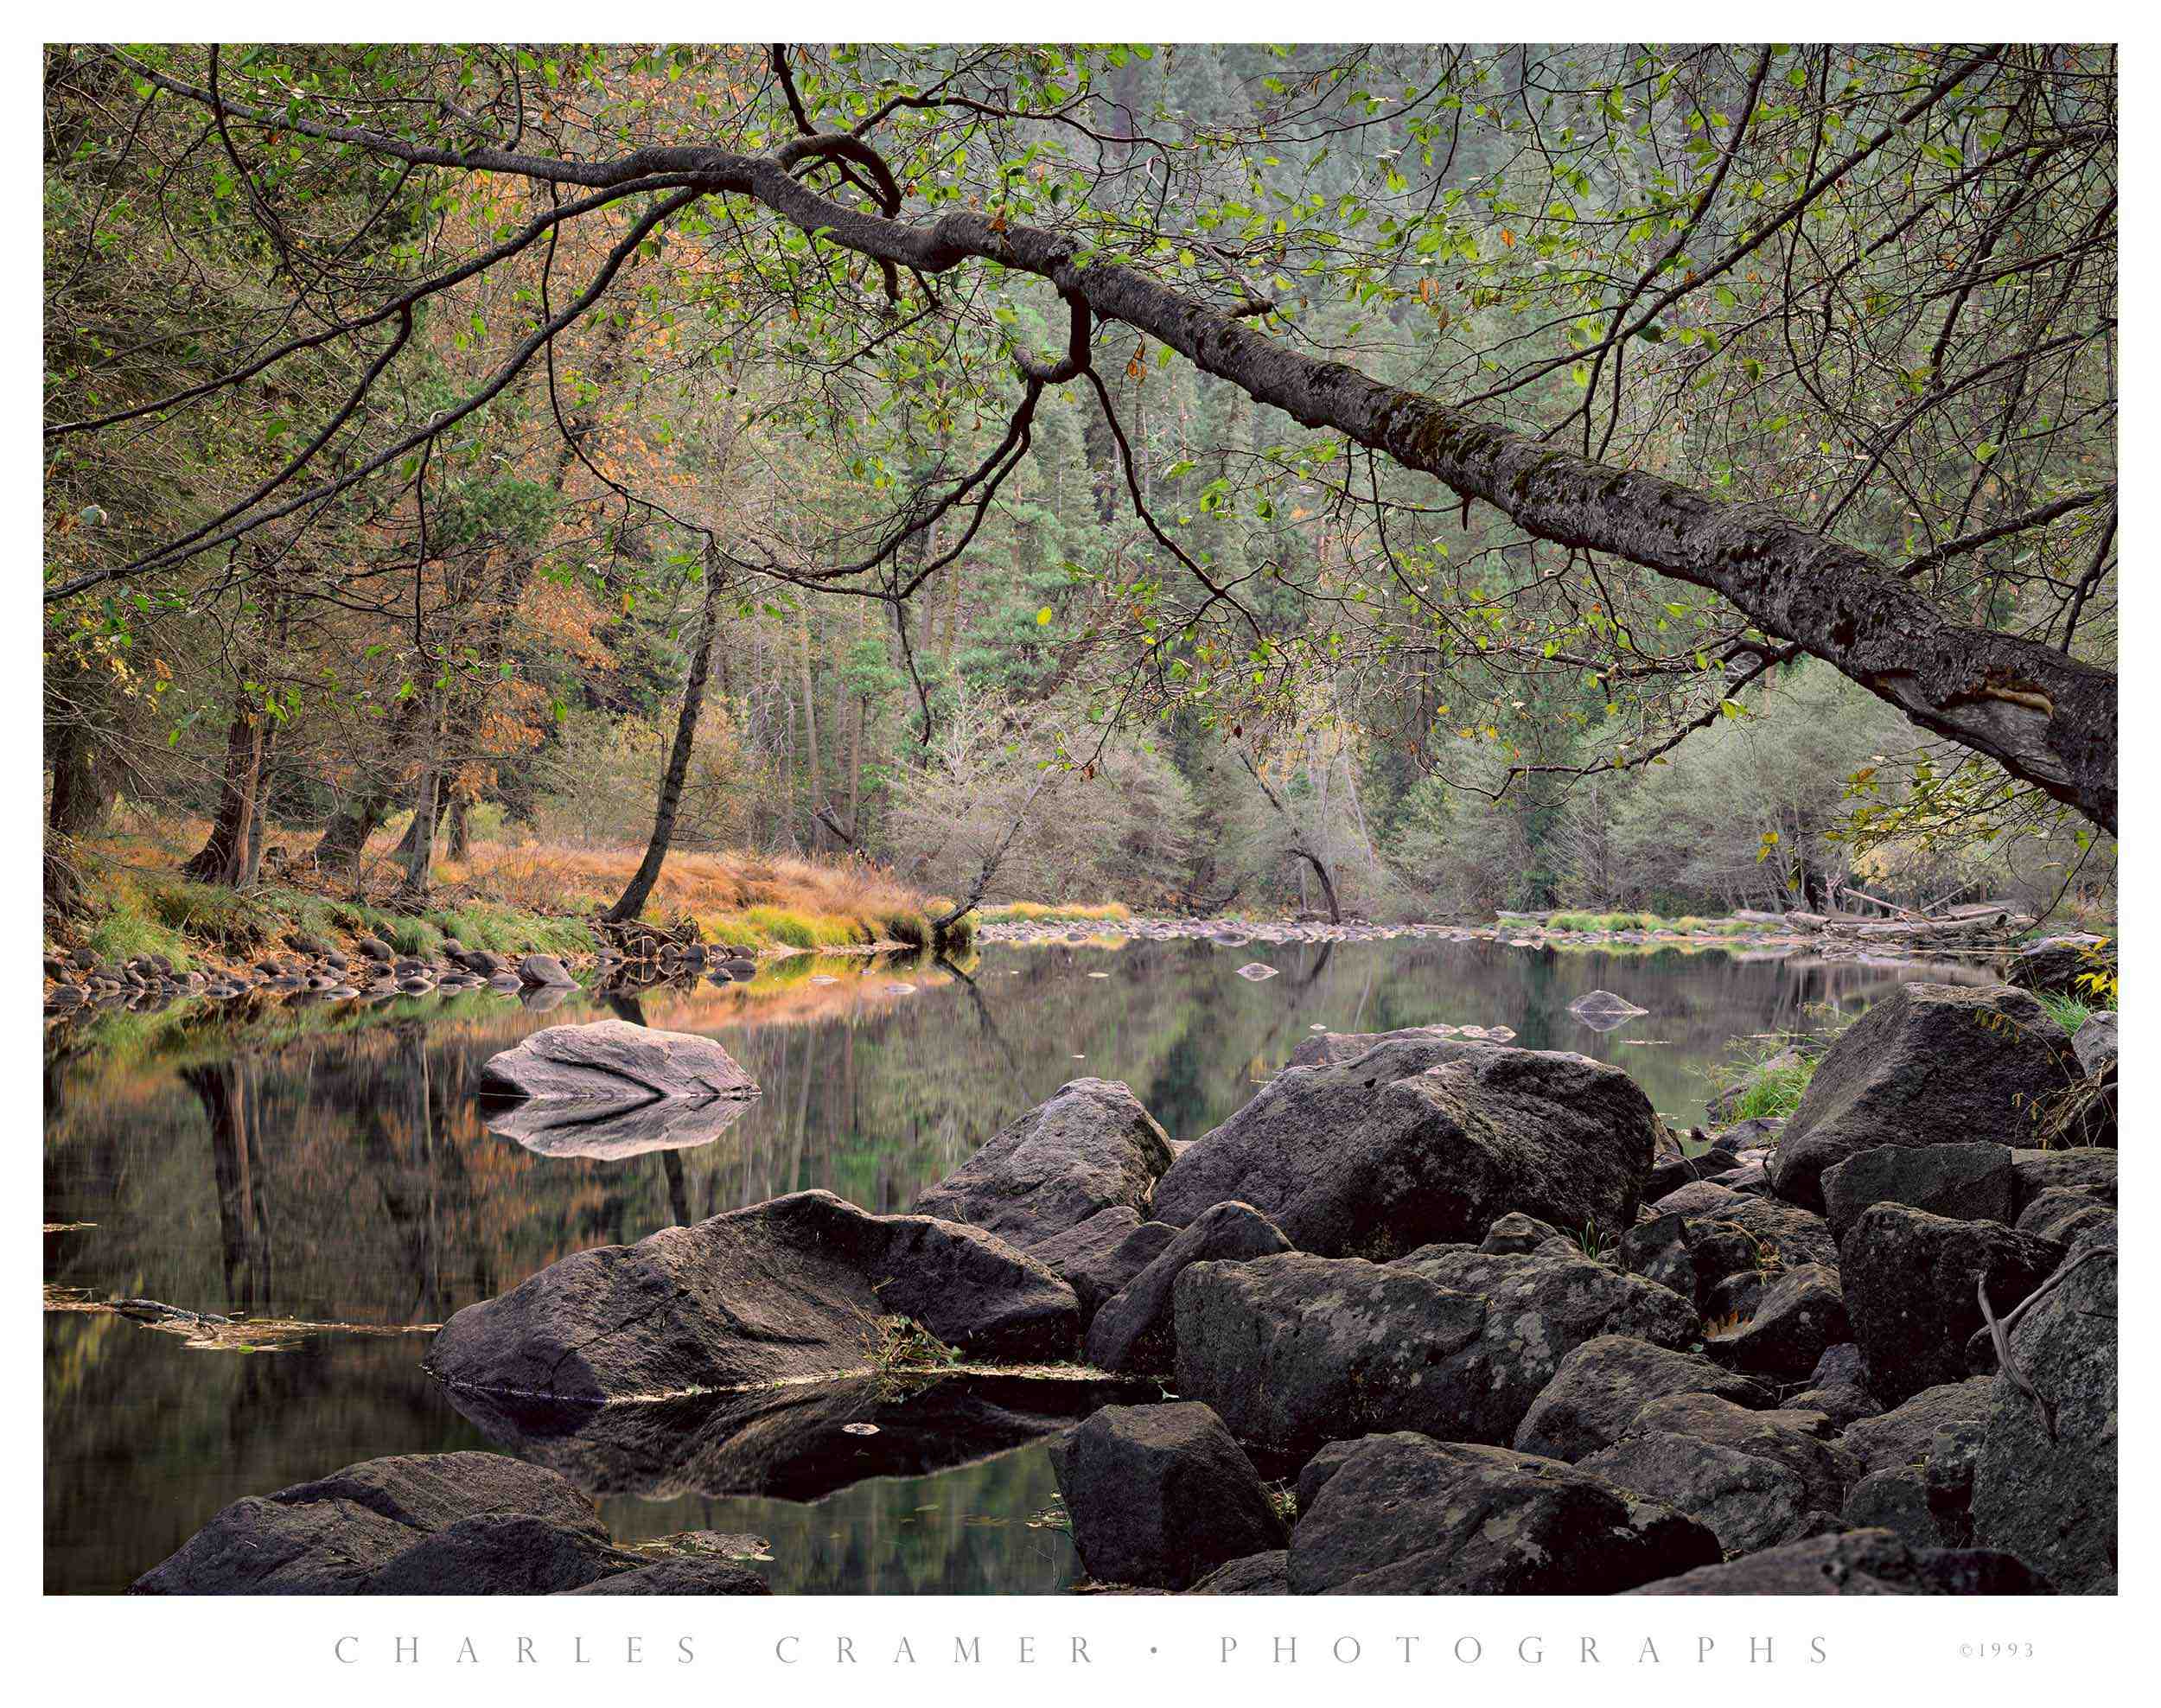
[43,43,2117,927]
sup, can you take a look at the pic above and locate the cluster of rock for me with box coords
[42,923,766,1020]
[137,973,2116,1596]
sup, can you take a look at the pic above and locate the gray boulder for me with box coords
[362,1514,643,1595]
[1841,1205,2060,1404]
[517,953,577,988]
[2008,1147,2117,1213]
[1843,1465,1964,1551]
[1768,984,2076,1208]
[1172,1247,1695,1456]
[1083,1201,1290,1374]
[1514,1335,1771,1463]
[1027,1207,1177,1322]
[1841,1378,1996,1475]
[1049,1403,1287,1590]
[478,1017,760,1104]
[1579,1432,1820,1555]
[2071,1010,2117,1078]
[1151,1034,1662,1259]
[913,1079,1174,1249]
[1716,1264,1848,1378]
[1481,1210,1565,1254]
[2017,1191,2114,1245]
[1820,1142,2016,1243]
[1286,1434,1718,1594]
[1629,1527,2050,1595]
[2008,936,2111,1000]
[425,1189,1079,1401]
[1612,1392,1859,1514]
[131,1452,613,1595]
[1970,1237,2117,1593]
[563,1558,769,1595]
[1788,1381,1882,1430]
[1188,1551,1290,1595]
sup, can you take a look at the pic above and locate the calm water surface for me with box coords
[44,934,1986,1593]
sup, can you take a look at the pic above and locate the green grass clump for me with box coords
[89,876,197,970]
[730,904,870,950]
[979,901,1132,924]
[880,909,932,949]
[2033,991,2094,1036]
[426,902,592,959]
[1548,909,1664,934]
[1729,1055,1819,1120]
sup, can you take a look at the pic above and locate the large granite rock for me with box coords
[1840,1379,1998,1476]
[2008,936,2112,1000]
[1083,1201,1290,1374]
[1629,1527,2051,1595]
[478,1017,760,1104]
[1714,1264,1848,1378]
[1514,1335,1771,1463]
[1840,1205,2060,1404]
[1578,1433,1823,1555]
[1820,1142,2017,1243]
[1970,1236,2118,1593]
[1172,1247,1696,1456]
[1608,1392,1859,1514]
[425,1189,1079,1401]
[132,1453,616,1595]
[563,1558,769,1595]
[1768,985,2075,1208]
[1026,1207,1177,1323]
[1151,1033,1662,1259]
[1286,1434,1719,1594]
[1189,1551,1290,1595]
[1049,1403,1287,1590]
[913,1079,1174,1249]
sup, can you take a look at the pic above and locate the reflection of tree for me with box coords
[179,1059,272,1313]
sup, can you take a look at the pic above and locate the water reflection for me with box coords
[43,936,1987,1593]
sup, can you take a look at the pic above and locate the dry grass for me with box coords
[443,840,932,948]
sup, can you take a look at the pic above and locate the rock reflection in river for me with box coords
[444,1373,1146,1503]
[483,1092,754,1159]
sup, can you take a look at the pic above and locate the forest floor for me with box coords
[48,818,958,976]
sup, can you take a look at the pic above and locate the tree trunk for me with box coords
[46,710,115,838]
[182,695,268,886]
[796,602,824,847]
[606,553,725,922]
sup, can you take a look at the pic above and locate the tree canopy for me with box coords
[44,42,2116,921]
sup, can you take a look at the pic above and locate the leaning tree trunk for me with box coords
[605,551,725,923]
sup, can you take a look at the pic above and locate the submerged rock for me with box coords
[1049,1403,1287,1590]
[1286,1434,1718,1594]
[425,1189,1079,1401]
[1151,1032,1663,1259]
[1566,989,1649,1032]
[912,1078,1174,1250]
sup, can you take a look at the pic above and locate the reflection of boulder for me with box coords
[1567,990,1649,1031]
[444,1373,1141,1503]
[486,1093,750,1160]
